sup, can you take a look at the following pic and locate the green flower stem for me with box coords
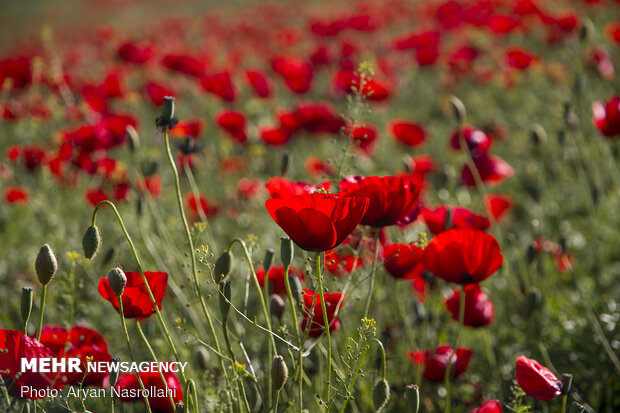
[444,285,466,413]
[117,298,152,413]
[183,379,199,413]
[262,263,272,410]
[363,228,381,318]
[183,156,218,252]
[36,285,47,341]
[91,200,186,385]
[339,337,385,413]
[283,265,304,413]
[222,313,251,413]
[315,252,332,403]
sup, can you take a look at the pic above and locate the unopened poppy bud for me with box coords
[35,244,57,285]
[161,96,175,123]
[561,373,573,394]
[263,249,275,273]
[280,151,291,176]
[214,252,233,282]
[372,379,390,412]
[271,355,288,390]
[194,346,210,370]
[289,274,303,304]
[108,266,127,297]
[530,124,546,146]
[109,357,121,387]
[402,155,413,173]
[405,384,420,413]
[126,125,140,152]
[449,96,466,123]
[280,237,294,268]
[270,294,285,320]
[21,287,33,326]
[82,225,101,260]
[219,280,231,320]
[579,18,594,42]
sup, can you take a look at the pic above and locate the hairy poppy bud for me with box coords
[108,266,127,297]
[405,384,419,413]
[82,225,102,260]
[219,280,231,320]
[21,287,33,327]
[289,274,303,304]
[263,249,275,274]
[449,96,466,123]
[109,357,121,387]
[271,355,288,390]
[214,252,233,281]
[372,379,390,412]
[126,125,140,152]
[280,151,291,176]
[194,346,210,370]
[530,124,546,147]
[269,294,285,320]
[35,244,58,285]
[280,237,293,268]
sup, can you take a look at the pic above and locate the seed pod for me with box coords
[214,252,233,282]
[161,96,175,123]
[219,280,231,320]
[194,346,210,371]
[35,244,58,285]
[263,249,275,274]
[405,384,420,413]
[372,379,390,412]
[82,225,102,260]
[280,237,293,268]
[289,274,303,304]
[109,357,121,387]
[21,287,33,326]
[449,96,466,123]
[269,294,285,320]
[108,266,127,297]
[271,355,288,390]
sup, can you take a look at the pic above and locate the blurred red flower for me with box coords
[444,284,494,327]
[461,153,514,186]
[450,125,493,156]
[383,243,424,280]
[186,193,221,218]
[470,400,502,413]
[300,289,345,338]
[515,356,563,401]
[4,186,29,203]
[245,69,272,98]
[215,110,247,143]
[256,265,305,296]
[592,95,620,137]
[389,120,426,147]
[422,206,490,234]
[98,271,168,319]
[408,345,473,382]
[265,177,331,199]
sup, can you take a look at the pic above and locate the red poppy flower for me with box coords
[266,193,369,252]
[515,356,563,401]
[450,125,493,156]
[39,325,111,387]
[408,345,473,382]
[265,177,331,199]
[406,154,436,176]
[325,250,364,277]
[245,69,272,98]
[169,120,205,139]
[294,102,345,134]
[162,54,206,78]
[260,126,293,146]
[587,47,615,80]
[115,363,182,413]
[444,284,494,327]
[145,81,175,106]
[423,229,503,284]
[422,206,490,234]
[338,176,423,227]
[98,271,168,318]
[504,47,537,70]
[256,265,305,295]
[186,192,221,218]
[345,122,378,154]
[0,329,69,399]
[605,22,620,46]
[300,289,345,338]
[592,95,620,138]
[5,186,29,203]
[215,110,247,143]
[484,194,513,221]
[461,154,514,186]
[383,243,424,280]
[305,156,335,178]
[448,45,479,75]
[271,56,313,94]
[389,120,426,147]
[200,71,236,102]
[118,41,153,64]
[470,400,502,413]
[86,187,110,207]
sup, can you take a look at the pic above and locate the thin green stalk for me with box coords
[36,285,47,340]
[117,298,152,413]
[222,316,251,413]
[444,285,466,413]
[339,338,385,413]
[274,390,280,413]
[363,229,381,318]
[315,252,332,403]
[283,265,303,413]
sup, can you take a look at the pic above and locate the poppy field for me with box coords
[1,0,620,412]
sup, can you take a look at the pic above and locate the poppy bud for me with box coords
[108,266,127,297]
[579,18,594,42]
[372,379,390,412]
[109,357,121,387]
[126,125,140,152]
[405,384,419,413]
[449,96,466,123]
[214,251,233,282]
[280,237,293,268]
[21,287,33,326]
[271,355,288,390]
[280,151,291,176]
[194,346,210,370]
[35,244,58,285]
[82,225,102,260]
[161,96,175,123]
[289,274,304,304]
[560,373,573,395]
[525,288,543,317]
[263,249,275,273]
[219,280,231,320]
[530,124,546,146]
[269,294,285,320]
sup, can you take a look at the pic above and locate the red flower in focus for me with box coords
[39,325,111,387]
[461,154,514,186]
[592,95,620,138]
[515,356,563,401]
[423,229,503,284]
[389,120,426,147]
[504,47,537,70]
[421,206,490,234]
[98,271,168,319]
[245,69,272,98]
[265,177,331,199]
[256,265,305,295]
[4,186,29,203]
[115,363,182,413]
[265,193,369,252]
[338,176,423,227]
[186,193,221,218]
[450,125,492,156]
[444,284,494,327]
[408,345,473,382]
[215,110,247,143]
[470,400,502,413]
[383,243,424,280]
[300,289,345,338]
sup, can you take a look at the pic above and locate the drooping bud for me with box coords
[530,124,546,147]
[449,96,466,123]
[405,384,420,413]
[214,251,233,282]
[269,294,285,320]
[21,287,33,326]
[194,346,210,370]
[579,18,594,43]
[280,152,291,176]
[263,249,275,274]
[82,225,102,260]
[280,237,293,268]
[126,125,140,152]
[219,280,231,320]
[372,379,390,412]
[271,355,288,390]
[109,357,121,387]
[108,266,127,297]
[35,244,58,285]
